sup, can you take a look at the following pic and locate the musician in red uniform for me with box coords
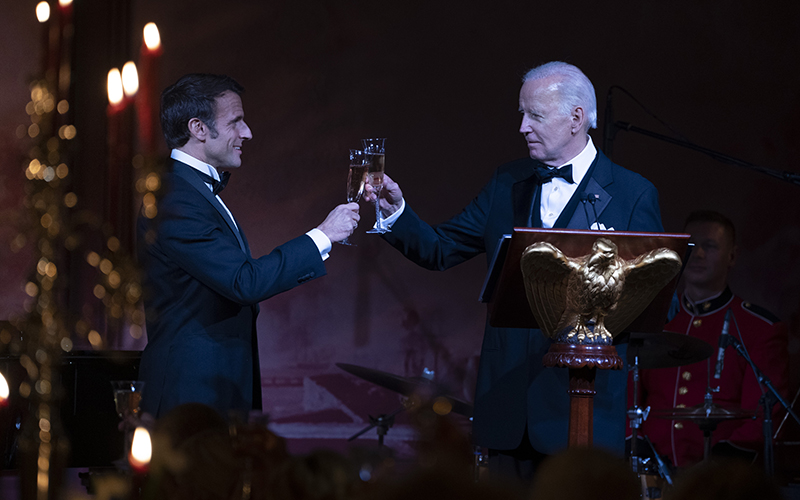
[635,210,789,468]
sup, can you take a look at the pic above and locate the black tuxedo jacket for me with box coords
[383,151,664,454]
[137,159,326,418]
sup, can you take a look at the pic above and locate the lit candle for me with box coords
[122,61,139,98]
[0,371,9,408]
[56,0,74,103]
[137,23,162,155]
[36,1,51,77]
[107,68,125,242]
[107,68,125,114]
[128,426,152,473]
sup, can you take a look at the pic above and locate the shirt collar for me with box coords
[682,286,734,316]
[555,137,596,186]
[171,149,220,182]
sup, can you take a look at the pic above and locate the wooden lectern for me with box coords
[481,228,690,447]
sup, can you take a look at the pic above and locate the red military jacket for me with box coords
[635,287,788,468]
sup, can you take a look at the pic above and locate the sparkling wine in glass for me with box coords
[112,380,145,419]
[362,138,388,234]
[111,380,145,468]
[341,149,368,245]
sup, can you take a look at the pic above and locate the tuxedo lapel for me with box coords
[172,161,248,253]
[565,153,613,229]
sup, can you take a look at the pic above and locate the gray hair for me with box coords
[522,61,597,130]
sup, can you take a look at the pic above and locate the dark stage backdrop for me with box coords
[1,0,799,455]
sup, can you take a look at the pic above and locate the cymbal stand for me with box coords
[627,353,650,473]
[348,404,406,448]
[644,435,673,487]
[725,332,800,475]
[700,359,721,461]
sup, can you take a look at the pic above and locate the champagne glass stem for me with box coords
[374,186,383,231]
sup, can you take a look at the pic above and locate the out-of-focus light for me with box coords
[143,23,161,51]
[0,371,9,403]
[107,69,123,106]
[59,0,73,6]
[129,427,152,472]
[36,2,50,23]
[121,61,139,97]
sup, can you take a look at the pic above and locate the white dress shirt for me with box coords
[539,138,596,228]
[171,149,332,259]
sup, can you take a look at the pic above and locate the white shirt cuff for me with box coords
[376,198,406,230]
[305,228,332,261]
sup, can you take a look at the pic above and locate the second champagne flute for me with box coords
[363,138,388,234]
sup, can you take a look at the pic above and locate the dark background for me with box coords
[1,0,799,455]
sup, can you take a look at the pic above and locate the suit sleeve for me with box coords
[382,170,498,270]
[151,190,326,305]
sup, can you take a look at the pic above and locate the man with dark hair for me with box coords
[365,61,664,480]
[634,210,789,467]
[137,73,360,418]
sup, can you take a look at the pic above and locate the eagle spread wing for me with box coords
[520,242,580,338]
[604,248,682,335]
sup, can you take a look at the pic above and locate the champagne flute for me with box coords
[111,380,145,467]
[340,149,368,245]
[362,138,388,234]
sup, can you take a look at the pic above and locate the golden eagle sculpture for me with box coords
[521,238,681,345]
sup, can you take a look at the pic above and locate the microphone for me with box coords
[713,309,733,379]
[582,192,600,229]
[603,88,616,158]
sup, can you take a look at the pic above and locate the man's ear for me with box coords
[571,106,586,135]
[187,117,207,142]
[729,244,737,269]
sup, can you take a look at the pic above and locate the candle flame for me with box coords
[59,0,73,6]
[0,371,8,399]
[143,23,161,51]
[107,68,123,105]
[36,2,50,23]
[122,61,139,97]
[130,427,152,464]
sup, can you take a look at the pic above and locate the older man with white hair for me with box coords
[366,61,664,480]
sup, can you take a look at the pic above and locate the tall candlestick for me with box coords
[56,0,74,105]
[36,1,51,78]
[137,23,162,155]
[107,69,125,247]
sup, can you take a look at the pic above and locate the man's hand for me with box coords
[317,202,360,243]
[363,174,403,218]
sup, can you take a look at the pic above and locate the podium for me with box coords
[482,228,690,447]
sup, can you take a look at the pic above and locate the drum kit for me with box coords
[337,330,770,493]
[627,331,757,499]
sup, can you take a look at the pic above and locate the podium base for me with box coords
[543,343,623,447]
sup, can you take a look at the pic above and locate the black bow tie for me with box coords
[533,163,573,184]
[195,170,231,195]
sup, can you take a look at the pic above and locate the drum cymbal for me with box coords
[652,402,756,422]
[627,331,713,369]
[336,363,473,417]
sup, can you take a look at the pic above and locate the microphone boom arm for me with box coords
[614,121,800,187]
